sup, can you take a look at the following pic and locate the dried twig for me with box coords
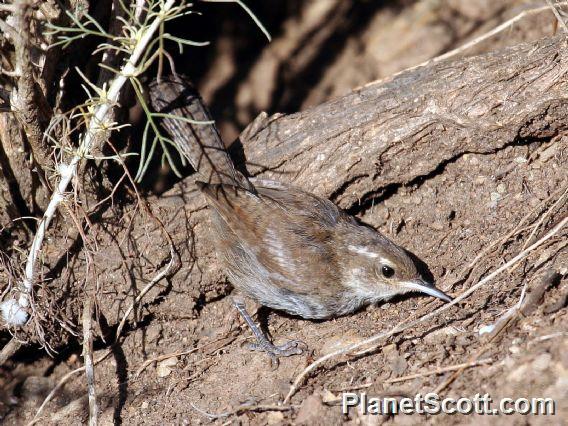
[31,247,182,423]
[521,185,568,250]
[133,333,237,378]
[114,243,179,341]
[546,0,568,33]
[384,358,493,384]
[11,0,52,174]
[190,402,292,420]
[0,338,22,366]
[82,296,97,426]
[0,16,21,43]
[283,216,567,403]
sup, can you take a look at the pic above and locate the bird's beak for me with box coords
[403,279,453,303]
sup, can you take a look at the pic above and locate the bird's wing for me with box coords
[198,180,347,295]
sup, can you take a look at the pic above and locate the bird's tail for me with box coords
[148,75,255,192]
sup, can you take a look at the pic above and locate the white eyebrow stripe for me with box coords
[348,245,379,258]
[379,257,395,268]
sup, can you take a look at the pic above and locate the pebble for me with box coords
[382,343,397,355]
[322,389,338,404]
[156,357,178,378]
[266,411,285,425]
[532,353,552,372]
[423,326,460,345]
[295,394,324,424]
[507,363,529,382]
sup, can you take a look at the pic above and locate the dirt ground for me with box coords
[0,1,567,425]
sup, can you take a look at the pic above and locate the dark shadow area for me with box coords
[271,1,403,113]
[112,343,128,425]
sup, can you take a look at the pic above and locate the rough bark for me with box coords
[238,36,568,210]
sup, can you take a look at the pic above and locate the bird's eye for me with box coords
[382,265,395,278]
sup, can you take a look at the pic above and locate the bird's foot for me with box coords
[247,339,307,368]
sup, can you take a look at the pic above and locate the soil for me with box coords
[0,1,567,425]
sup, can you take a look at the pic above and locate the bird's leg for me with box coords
[233,299,306,367]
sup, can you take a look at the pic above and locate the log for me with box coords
[238,36,568,210]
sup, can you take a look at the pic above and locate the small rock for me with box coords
[496,183,507,194]
[430,222,445,231]
[423,326,460,345]
[66,353,79,365]
[295,394,324,424]
[141,401,149,409]
[539,143,559,162]
[507,363,529,382]
[156,356,178,378]
[321,389,338,404]
[382,343,397,355]
[490,192,501,202]
[389,355,408,375]
[266,411,284,425]
[455,335,471,347]
[532,353,552,372]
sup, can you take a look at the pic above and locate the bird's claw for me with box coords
[247,339,307,368]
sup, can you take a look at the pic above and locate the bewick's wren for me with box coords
[149,76,452,363]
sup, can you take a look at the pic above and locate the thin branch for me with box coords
[521,185,568,250]
[546,0,568,33]
[114,244,179,341]
[82,296,97,426]
[0,0,178,326]
[190,402,292,420]
[432,270,562,395]
[0,17,22,43]
[12,0,52,175]
[0,338,22,366]
[133,333,237,378]
[283,216,567,403]
[385,359,493,384]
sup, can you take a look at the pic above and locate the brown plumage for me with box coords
[149,75,451,363]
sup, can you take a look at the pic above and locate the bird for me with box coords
[149,75,452,364]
